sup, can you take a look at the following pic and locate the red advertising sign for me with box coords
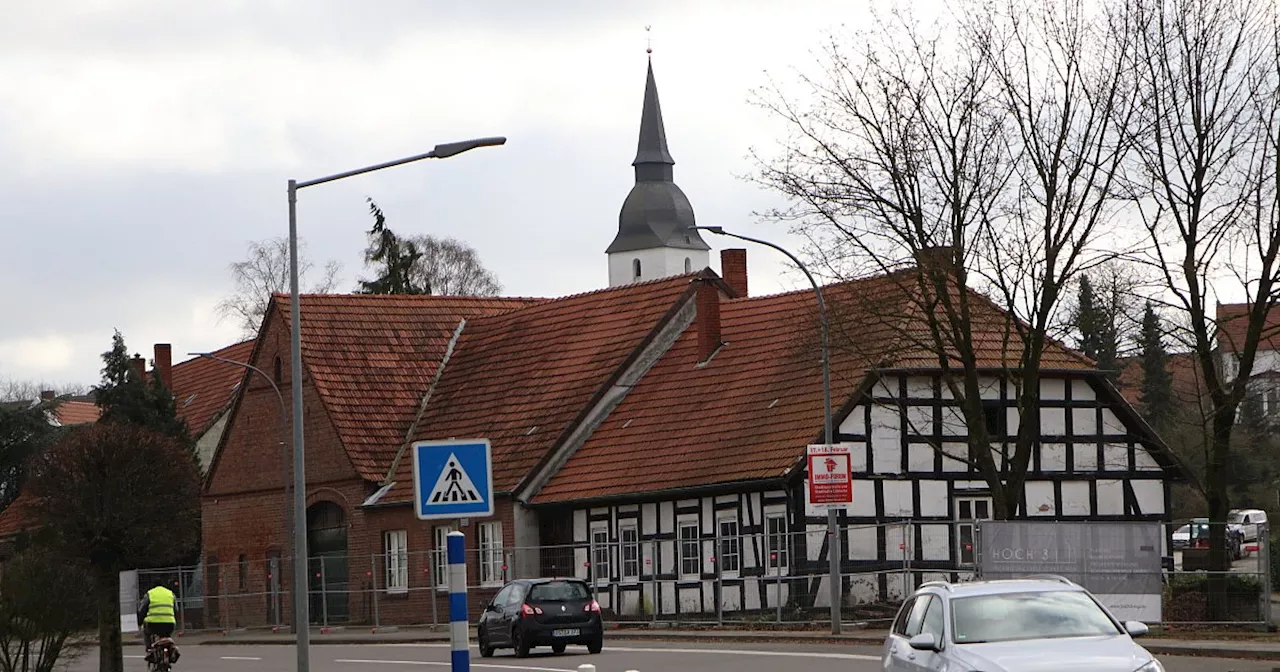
[807,444,853,508]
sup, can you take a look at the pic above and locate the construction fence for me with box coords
[128,520,1273,632]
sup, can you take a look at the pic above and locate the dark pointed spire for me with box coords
[633,59,674,181]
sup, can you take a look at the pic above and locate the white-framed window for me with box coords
[620,522,640,582]
[765,514,789,575]
[590,524,611,583]
[478,522,504,586]
[717,515,740,575]
[433,525,454,589]
[679,521,701,579]
[955,496,992,565]
[383,529,408,593]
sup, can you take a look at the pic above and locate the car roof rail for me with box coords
[1023,574,1075,585]
[919,581,953,591]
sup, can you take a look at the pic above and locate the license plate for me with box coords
[552,629,580,637]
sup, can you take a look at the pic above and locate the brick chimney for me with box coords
[39,390,55,402]
[130,355,146,383]
[914,246,957,274]
[154,343,173,390]
[720,248,748,298]
[696,279,723,362]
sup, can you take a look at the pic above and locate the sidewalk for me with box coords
[131,624,1280,662]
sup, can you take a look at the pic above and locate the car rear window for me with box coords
[528,581,591,601]
[951,590,1121,644]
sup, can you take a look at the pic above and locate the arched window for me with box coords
[633,259,642,279]
[684,257,692,273]
[273,357,282,383]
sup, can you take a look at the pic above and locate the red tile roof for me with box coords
[0,491,36,538]
[172,340,256,437]
[535,271,1095,503]
[1115,352,1205,410]
[273,293,540,482]
[51,400,100,426]
[381,274,705,501]
[1214,303,1280,353]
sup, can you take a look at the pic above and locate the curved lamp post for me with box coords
[286,136,506,671]
[691,225,841,635]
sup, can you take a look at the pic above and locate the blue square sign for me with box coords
[412,439,494,520]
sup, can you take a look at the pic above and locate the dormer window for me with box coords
[633,259,642,280]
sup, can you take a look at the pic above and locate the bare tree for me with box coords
[216,236,342,336]
[1126,0,1280,571]
[405,234,503,296]
[753,0,1137,518]
[0,381,89,404]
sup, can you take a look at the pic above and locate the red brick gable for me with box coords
[535,270,1096,503]
[270,293,539,482]
[378,274,705,501]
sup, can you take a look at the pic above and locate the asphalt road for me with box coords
[64,641,1276,672]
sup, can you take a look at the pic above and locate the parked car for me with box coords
[1179,518,1247,560]
[1228,508,1268,543]
[883,575,1162,672]
[477,577,604,658]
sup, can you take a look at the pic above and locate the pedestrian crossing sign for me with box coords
[412,439,494,520]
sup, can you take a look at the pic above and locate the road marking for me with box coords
[602,645,881,661]
[220,656,264,661]
[369,643,879,661]
[335,660,574,672]
[124,655,144,659]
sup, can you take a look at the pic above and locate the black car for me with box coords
[477,577,604,658]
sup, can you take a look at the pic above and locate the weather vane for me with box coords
[646,25,652,55]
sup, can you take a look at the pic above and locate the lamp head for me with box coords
[432,136,507,159]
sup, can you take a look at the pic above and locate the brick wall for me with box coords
[202,310,372,629]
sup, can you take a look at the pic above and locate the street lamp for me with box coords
[190,352,293,631]
[287,135,506,671]
[691,225,841,635]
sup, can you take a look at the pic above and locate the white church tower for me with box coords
[606,58,710,287]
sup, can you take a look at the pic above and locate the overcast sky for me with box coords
[1,0,907,388]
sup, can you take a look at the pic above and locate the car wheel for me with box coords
[478,631,494,658]
[513,628,531,658]
[552,644,566,654]
[587,637,603,654]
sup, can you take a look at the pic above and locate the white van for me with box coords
[1228,509,1268,542]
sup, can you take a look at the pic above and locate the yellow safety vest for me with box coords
[144,586,177,624]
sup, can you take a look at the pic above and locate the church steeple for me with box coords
[633,60,675,180]
[606,56,711,287]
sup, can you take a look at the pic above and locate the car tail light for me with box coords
[520,603,543,617]
[584,600,601,613]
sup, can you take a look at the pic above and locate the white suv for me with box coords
[883,575,1162,672]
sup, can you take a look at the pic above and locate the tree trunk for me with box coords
[1206,412,1234,620]
[95,571,122,672]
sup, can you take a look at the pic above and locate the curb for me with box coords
[1145,645,1280,662]
[189,632,890,647]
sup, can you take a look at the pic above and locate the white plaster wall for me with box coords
[906,405,933,435]
[1133,480,1165,515]
[841,407,867,435]
[1097,479,1125,515]
[1042,408,1067,435]
[848,525,878,561]
[1135,447,1160,471]
[941,407,966,435]
[1061,482,1090,516]
[1072,379,1096,401]
[1101,409,1125,434]
[906,376,934,398]
[608,247,709,287]
[1073,407,1097,434]
[908,444,934,472]
[941,442,967,472]
[883,481,914,517]
[1042,378,1066,401]
[642,503,658,535]
[1025,482,1055,516]
[1075,446,1098,471]
[921,524,950,560]
[660,502,674,533]
[851,480,876,517]
[1103,444,1128,471]
[1042,444,1067,471]
[919,481,947,517]
[849,442,869,472]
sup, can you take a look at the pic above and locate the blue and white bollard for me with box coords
[447,531,469,672]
